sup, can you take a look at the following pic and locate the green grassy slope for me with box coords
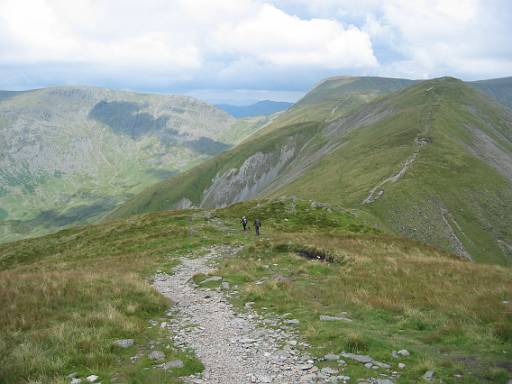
[109,77,512,265]
[258,76,415,133]
[272,78,512,265]
[107,121,323,217]
[0,87,264,243]
[107,76,417,220]
[1,199,511,383]
[471,77,512,109]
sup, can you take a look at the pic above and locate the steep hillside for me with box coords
[471,77,512,109]
[272,78,512,264]
[217,100,292,118]
[270,76,416,128]
[0,87,262,243]
[108,76,419,218]
[1,199,511,383]
[110,77,512,265]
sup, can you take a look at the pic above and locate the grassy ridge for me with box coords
[107,77,416,220]
[269,78,512,264]
[216,233,511,382]
[1,199,511,382]
[110,77,512,264]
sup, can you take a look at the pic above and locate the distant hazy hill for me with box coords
[110,76,512,265]
[0,87,265,242]
[470,76,512,109]
[217,100,293,118]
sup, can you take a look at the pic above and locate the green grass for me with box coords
[270,78,512,265]
[1,198,511,383]
[213,219,512,382]
[0,209,235,383]
[0,86,268,244]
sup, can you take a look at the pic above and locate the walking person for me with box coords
[254,218,261,236]
[241,216,248,231]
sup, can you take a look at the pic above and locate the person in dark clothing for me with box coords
[241,216,248,231]
[254,218,261,236]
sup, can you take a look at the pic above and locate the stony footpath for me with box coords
[66,246,419,384]
[153,246,352,384]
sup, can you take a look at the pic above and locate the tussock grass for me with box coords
[1,198,510,382]
[216,223,512,382]
[0,209,224,383]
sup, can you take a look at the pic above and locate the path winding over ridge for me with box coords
[154,246,320,384]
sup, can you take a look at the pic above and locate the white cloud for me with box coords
[0,0,510,100]
[211,4,376,68]
[0,0,376,71]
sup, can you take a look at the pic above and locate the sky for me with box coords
[0,0,511,104]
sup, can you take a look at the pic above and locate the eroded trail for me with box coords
[154,246,317,384]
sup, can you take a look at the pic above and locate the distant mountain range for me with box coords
[110,76,512,265]
[216,100,293,118]
[0,87,267,242]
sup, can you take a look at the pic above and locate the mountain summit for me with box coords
[110,77,512,265]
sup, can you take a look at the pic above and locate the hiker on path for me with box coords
[254,218,261,236]
[241,216,248,231]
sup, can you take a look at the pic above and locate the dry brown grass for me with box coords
[268,232,511,323]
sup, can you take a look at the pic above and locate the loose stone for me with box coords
[319,315,352,322]
[113,339,134,348]
[423,370,435,381]
[163,359,184,369]
[148,350,165,361]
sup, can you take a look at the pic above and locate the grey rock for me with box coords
[341,352,373,364]
[299,362,314,370]
[113,339,134,348]
[398,363,406,369]
[319,315,352,322]
[324,353,340,361]
[422,370,434,381]
[259,375,272,383]
[364,362,373,369]
[285,319,300,325]
[148,350,165,361]
[373,360,391,369]
[397,349,410,357]
[163,359,184,369]
[85,375,98,383]
[375,380,394,384]
[200,276,223,284]
[221,282,230,290]
[300,373,317,383]
[321,367,339,375]
[70,379,81,384]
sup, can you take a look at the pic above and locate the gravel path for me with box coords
[153,246,324,384]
